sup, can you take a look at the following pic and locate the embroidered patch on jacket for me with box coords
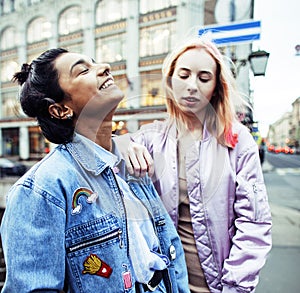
[71,187,98,214]
[122,265,132,289]
[82,254,112,278]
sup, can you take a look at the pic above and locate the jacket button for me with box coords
[169,245,176,260]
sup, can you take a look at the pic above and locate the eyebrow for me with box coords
[178,67,213,75]
[70,59,87,75]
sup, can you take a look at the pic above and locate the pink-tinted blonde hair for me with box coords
[162,38,239,148]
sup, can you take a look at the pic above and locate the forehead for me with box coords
[175,47,216,70]
[54,52,89,73]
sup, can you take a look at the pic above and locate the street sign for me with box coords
[198,20,261,46]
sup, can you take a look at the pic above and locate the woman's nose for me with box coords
[187,87,197,95]
[97,63,111,76]
[187,78,198,94]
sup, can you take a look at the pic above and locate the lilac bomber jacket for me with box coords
[130,119,272,293]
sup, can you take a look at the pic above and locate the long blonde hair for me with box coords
[162,38,241,148]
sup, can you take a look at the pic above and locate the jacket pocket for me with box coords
[65,214,134,293]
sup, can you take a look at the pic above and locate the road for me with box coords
[255,152,300,293]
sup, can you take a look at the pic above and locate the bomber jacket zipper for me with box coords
[67,228,122,253]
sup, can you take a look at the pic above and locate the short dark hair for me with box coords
[13,48,75,144]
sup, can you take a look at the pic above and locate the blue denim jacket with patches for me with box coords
[0,134,189,293]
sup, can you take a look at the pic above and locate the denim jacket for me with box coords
[0,134,189,293]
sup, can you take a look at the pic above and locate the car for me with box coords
[282,146,295,154]
[267,145,275,152]
[0,158,27,177]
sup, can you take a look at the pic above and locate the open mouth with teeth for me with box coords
[99,78,114,90]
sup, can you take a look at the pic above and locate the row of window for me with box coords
[0,1,181,119]
[1,0,178,17]
[1,19,175,83]
[1,2,178,50]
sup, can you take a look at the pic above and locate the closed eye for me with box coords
[199,77,210,82]
[75,66,89,76]
[177,68,190,80]
[199,72,212,83]
[178,74,189,79]
[80,68,89,74]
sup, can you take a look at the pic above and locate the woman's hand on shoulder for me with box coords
[124,141,154,178]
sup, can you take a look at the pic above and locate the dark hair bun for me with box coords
[13,63,31,85]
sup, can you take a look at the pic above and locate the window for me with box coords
[29,126,45,155]
[1,0,15,14]
[96,34,126,63]
[140,22,175,57]
[0,60,18,82]
[1,91,22,118]
[61,43,83,54]
[29,0,42,5]
[27,17,52,43]
[1,26,17,50]
[140,0,178,14]
[96,0,127,25]
[59,6,82,35]
[140,70,165,107]
[2,128,19,156]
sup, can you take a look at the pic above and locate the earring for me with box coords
[66,113,73,119]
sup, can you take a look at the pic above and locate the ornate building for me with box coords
[0,0,254,160]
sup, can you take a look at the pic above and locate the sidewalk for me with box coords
[262,160,300,247]
[262,160,275,173]
[269,202,300,247]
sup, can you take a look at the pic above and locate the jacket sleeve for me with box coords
[221,132,272,293]
[0,182,66,292]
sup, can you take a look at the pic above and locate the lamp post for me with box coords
[248,50,270,76]
[232,49,270,77]
[232,49,270,132]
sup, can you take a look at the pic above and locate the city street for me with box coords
[255,152,300,293]
[0,152,299,292]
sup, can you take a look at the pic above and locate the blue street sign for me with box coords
[198,20,261,45]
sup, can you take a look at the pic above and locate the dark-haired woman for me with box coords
[0,49,190,293]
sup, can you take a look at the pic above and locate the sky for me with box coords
[251,0,300,136]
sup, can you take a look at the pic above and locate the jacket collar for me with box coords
[65,133,123,176]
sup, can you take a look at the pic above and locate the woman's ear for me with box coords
[48,103,73,120]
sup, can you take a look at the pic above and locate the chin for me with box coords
[110,85,125,102]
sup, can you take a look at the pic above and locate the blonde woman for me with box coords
[119,38,272,293]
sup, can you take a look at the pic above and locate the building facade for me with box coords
[267,97,300,152]
[289,97,300,150]
[0,0,254,160]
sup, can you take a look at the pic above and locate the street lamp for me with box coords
[232,49,270,131]
[248,50,270,76]
[231,49,270,77]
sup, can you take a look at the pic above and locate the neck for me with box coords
[95,121,113,151]
[75,112,114,152]
[177,113,204,141]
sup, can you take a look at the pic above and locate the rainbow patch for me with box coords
[71,187,98,215]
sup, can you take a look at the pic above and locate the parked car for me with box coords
[282,146,295,154]
[268,145,295,154]
[0,158,27,177]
